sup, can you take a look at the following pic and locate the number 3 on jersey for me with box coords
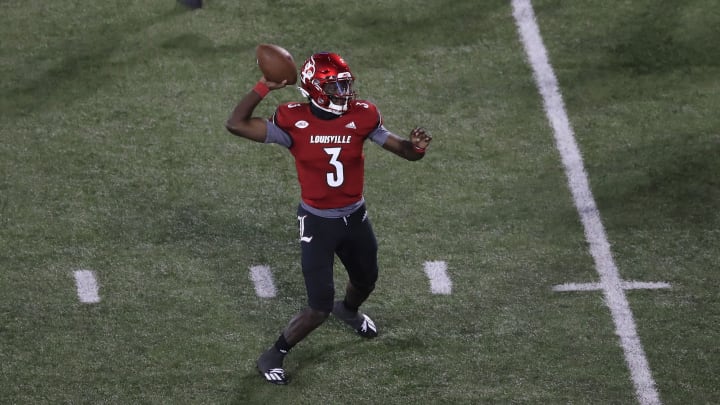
[323,147,344,187]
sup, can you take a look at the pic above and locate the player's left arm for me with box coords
[381,127,432,161]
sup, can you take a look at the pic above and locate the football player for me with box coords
[225,52,432,385]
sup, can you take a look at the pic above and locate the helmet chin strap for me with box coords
[310,99,346,115]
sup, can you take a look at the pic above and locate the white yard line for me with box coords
[74,270,100,304]
[423,261,452,295]
[511,1,662,404]
[553,281,671,292]
[249,265,277,298]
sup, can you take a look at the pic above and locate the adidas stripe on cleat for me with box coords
[256,347,289,385]
[261,368,289,385]
[332,301,379,338]
[358,314,377,337]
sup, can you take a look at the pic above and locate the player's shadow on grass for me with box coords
[230,338,365,402]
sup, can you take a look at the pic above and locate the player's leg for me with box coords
[276,241,336,346]
[257,209,337,384]
[334,205,379,338]
[256,307,329,385]
[338,205,379,308]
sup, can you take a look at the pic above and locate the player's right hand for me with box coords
[260,77,287,90]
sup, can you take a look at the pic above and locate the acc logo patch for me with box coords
[295,120,309,128]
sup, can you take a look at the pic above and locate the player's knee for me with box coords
[351,268,378,293]
[308,289,335,313]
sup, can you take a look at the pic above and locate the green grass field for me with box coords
[2,0,718,403]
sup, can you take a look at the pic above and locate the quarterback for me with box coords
[225,52,432,384]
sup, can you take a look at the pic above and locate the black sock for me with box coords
[273,334,293,355]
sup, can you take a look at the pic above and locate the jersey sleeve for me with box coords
[368,124,391,146]
[362,103,388,145]
[264,120,292,148]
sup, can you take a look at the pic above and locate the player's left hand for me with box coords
[410,127,432,149]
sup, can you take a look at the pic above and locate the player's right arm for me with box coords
[225,77,286,143]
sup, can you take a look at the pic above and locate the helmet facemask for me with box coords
[320,75,355,114]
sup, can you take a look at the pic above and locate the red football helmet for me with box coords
[299,52,356,115]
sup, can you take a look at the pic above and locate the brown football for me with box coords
[255,44,297,85]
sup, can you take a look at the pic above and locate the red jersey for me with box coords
[271,100,383,209]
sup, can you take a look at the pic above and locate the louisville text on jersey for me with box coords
[309,135,352,144]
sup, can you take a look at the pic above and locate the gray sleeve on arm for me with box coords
[264,120,293,148]
[368,124,392,146]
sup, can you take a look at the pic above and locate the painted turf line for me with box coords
[249,265,277,298]
[553,281,671,292]
[424,261,452,295]
[512,1,661,404]
[74,270,100,304]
